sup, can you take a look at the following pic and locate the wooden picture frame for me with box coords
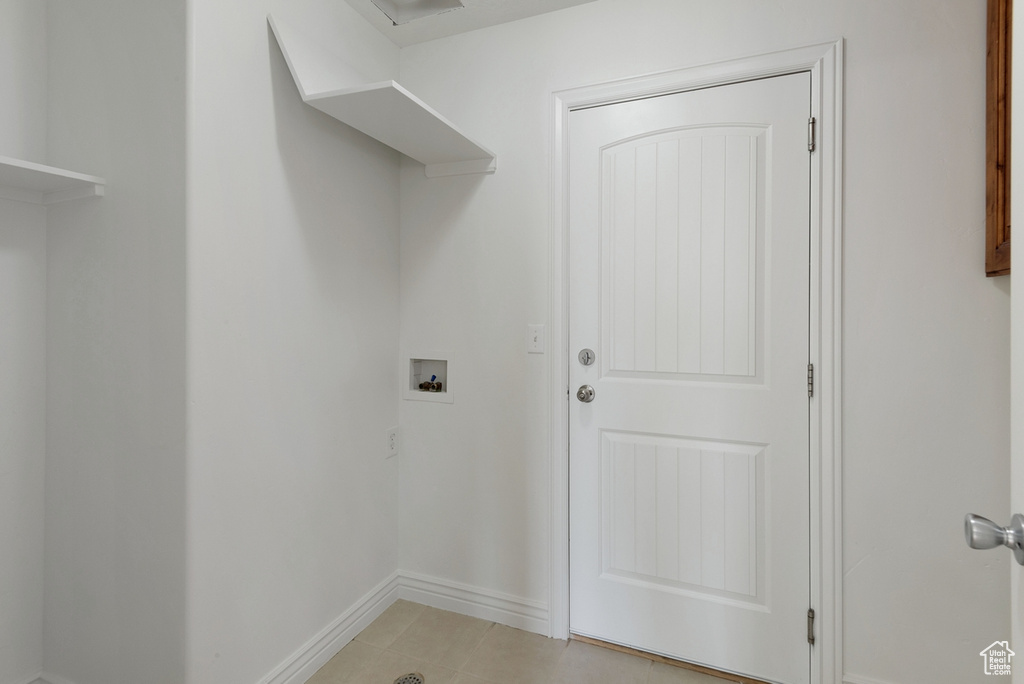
[988,0,1012,276]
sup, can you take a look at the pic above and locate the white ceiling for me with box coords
[344,0,598,47]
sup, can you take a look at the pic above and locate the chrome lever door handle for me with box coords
[964,513,1024,565]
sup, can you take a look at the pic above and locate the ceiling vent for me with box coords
[370,0,464,24]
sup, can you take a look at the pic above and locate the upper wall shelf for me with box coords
[0,156,106,205]
[268,15,496,178]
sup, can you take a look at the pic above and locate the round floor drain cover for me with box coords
[393,674,424,684]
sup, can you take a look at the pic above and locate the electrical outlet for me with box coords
[386,426,399,458]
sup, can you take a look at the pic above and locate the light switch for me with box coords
[527,324,546,354]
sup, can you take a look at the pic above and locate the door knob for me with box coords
[576,385,595,403]
[964,513,1024,565]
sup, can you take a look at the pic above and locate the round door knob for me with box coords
[965,513,1024,565]
[965,514,1010,550]
[576,385,595,403]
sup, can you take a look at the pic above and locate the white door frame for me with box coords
[548,41,844,684]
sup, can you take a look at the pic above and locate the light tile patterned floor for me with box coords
[308,600,725,684]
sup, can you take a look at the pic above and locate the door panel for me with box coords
[568,73,811,684]
[606,126,761,378]
[601,431,764,602]
[604,126,765,381]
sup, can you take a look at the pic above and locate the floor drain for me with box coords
[393,674,424,684]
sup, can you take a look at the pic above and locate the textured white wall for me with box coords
[0,0,46,161]
[397,2,1010,683]
[0,3,47,682]
[0,199,46,684]
[43,1,188,682]
[184,1,401,682]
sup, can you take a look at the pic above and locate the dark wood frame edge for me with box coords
[988,0,1012,277]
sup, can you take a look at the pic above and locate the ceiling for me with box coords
[344,0,599,47]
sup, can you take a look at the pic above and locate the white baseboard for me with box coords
[14,573,550,684]
[258,571,401,684]
[256,569,550,684]
[395,570,549,636]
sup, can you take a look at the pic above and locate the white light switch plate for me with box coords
[526,324,546,354]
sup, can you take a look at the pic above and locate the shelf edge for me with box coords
[0,155,106,185]
[304,80,497,170]
[425,157,497,178]
[268,16,496,175]
[44,184,106,205]
[0,156,106,205]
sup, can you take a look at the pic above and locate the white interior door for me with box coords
[568,73,812,684]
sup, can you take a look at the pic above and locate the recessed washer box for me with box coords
[405,353,452,404]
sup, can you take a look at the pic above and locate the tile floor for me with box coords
[308,600,726,684]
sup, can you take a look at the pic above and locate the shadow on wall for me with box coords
[268,24,401,303]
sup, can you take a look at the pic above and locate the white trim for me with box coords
[396,570,549,635]
[258,571,401,684]
[255,569,549,684]
[548,41,844,683]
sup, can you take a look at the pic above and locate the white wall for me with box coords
[0,197,46,684]
[0,3,48,682]
[2,2,1006,682]
[0,0,47,162]
[1011,8,1024,684]
[43,1,188,682]
[184,1,401,681]
[397,2,1010,683]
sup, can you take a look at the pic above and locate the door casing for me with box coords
[547,41,844,684]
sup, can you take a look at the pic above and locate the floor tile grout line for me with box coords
[372,601,429,652]
[547,634,577,683]
[453,620,497,675]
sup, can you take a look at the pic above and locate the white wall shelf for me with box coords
[268,15,496,178]
[0,155,106,205]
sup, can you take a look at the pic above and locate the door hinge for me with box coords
[807,363,814,398]
[808,117,816,152]
[807,608,816,645]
